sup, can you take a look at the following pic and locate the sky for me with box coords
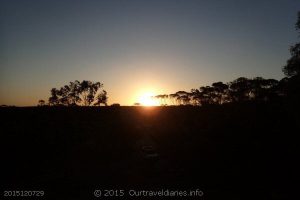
[0,0,299,106]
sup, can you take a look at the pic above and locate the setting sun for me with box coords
[137,92,159,106]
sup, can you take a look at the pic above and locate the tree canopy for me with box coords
[47,80,108,106]
[154,77,280,106]
[283,11,300,77]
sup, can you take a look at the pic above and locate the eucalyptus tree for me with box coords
[211,82,229,104]
[47,80,107,106]
[94,90,108,106]
[283,11,300,78]
[229,77,252,102]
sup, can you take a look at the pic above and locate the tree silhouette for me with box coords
[48,88,59,106]
[212,82,229,104]
[283,11,300,78]
[47,80,107,106]
[281,11,300,103]
[161,94,169,105]
[68,80,81,105]
[229,77,252,102]
[94,90,108,106]
[174,91,190,105]
[154,95,163,105]
[155,94,168,105]
[155,76,283,106]
[78,81,103,106]
[199,86,215,105]
[190,89,201,105]
[37,99,46,106]
[169,93,179,105]
[249,77,279,101]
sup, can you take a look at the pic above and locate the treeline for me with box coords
[39,80,108,106]
[153,77,286,106]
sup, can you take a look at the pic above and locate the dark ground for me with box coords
[1,102,299,199]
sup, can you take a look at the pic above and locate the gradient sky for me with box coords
[1,0,299,106]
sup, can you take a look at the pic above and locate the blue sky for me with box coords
[0,0,299,105]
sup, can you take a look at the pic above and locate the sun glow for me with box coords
[137,92,159,106]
